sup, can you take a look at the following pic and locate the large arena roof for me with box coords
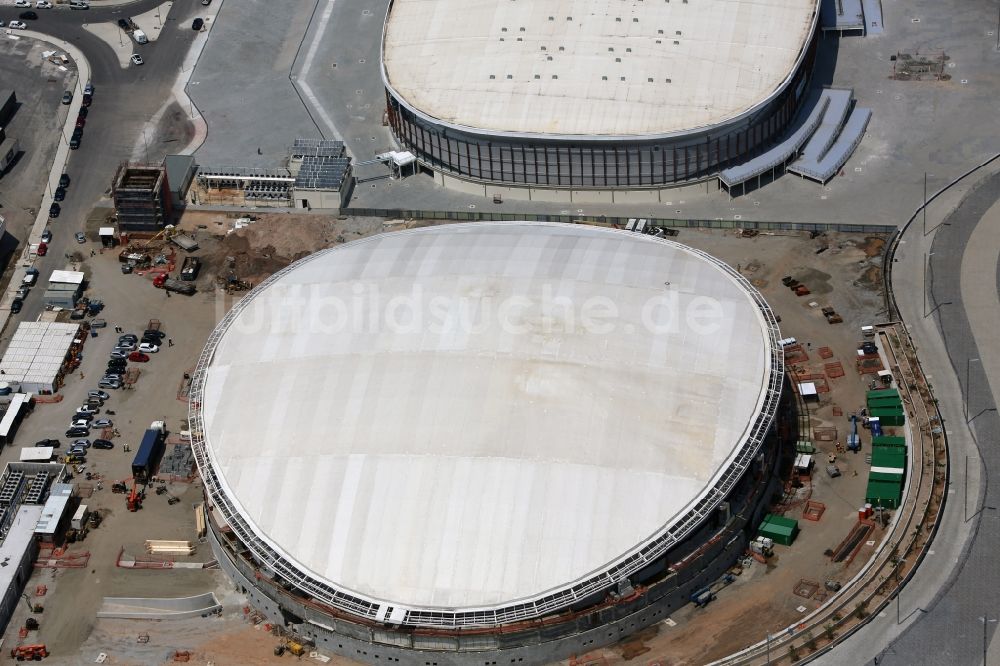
[196,223,780,618]
[382,0,819,137]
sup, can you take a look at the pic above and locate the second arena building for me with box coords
[382,0,821,189]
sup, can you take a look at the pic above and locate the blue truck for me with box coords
[131,422,166,483]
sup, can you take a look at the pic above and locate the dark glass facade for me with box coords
[386,33,817,189]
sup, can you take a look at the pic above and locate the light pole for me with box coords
[766,632,771,664]
[980,616,996,666]
[966,357,980,421]
[923,252,935,317]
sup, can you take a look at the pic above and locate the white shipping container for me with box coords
[71,504,89,530]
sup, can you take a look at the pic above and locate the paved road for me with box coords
[813,167,1000,666]
[0,0,202,324]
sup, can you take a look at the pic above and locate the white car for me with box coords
[35,0,52,8]
[130,54,144,66]
[14,0,30,7]
[138,342,158,353]
[8,21,27,29]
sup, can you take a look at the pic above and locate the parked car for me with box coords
[54,186,66,201]
[130,54,144,66]
[83,82,94,95]
[35,439,60,448]
[68,447,87,458]
[109,350,129,360]
[75,117,85,129]
[61,90,72,104]
[81,93,91,107]
[65,427,89,437]
[91,319,107,329]
[138,343,159,353]
[75,231,86,244]
[144,329,165,340]
[202,0,211,5]
[116,340,137,351]
[98,378,121,389]
[102,372,123,381]
[88,390,110,400]
[71,128,83,140]
[14,0,31,7]
[37,243,47,256]
[15,286,29,300]
[119,333,138,342]
[69,136,80,149]
[128,351,150,362]
[41,229,52,243]
[91,418,113,429]
[92,439,113,450]
[18,11,37,20]
[10,299,22,314]
[72,439,91,449]
[36,1,53,8]
[8,21,27,29]
[48,202,60,218]
[21,273,36,287]
[192,18,204,30]
[78,404,99,415]
[76,107,87,119]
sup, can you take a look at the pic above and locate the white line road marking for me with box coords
[297,0,340,139]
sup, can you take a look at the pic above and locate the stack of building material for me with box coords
[145,540,196,556]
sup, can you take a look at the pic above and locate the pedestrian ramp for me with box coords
[788,107,872,184]
[719,87,866,195]
[96,592,221,620]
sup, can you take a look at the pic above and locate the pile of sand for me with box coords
[206,216,345,284]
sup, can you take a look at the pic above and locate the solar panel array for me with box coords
[291,138,346,159]
[294,155,351,191]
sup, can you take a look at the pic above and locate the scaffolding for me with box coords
[113,162,172,232]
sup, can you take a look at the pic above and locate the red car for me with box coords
[37,242,47,256]
[75,117,85,128]
[128,351,150,362]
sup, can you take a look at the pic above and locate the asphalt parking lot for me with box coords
[0,36,76,257]
[188,0,323,166]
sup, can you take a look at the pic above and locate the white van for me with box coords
[133,29,148,44]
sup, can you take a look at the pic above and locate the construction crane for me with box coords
[141,224,177,249]
[127,482,143,512]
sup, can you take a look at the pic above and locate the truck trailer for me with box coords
[153,273,196,295]
[131,423,166,483]
[180,256,201,281]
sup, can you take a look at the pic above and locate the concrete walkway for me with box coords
[97,592,221,619]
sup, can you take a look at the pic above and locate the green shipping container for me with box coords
[869,470,905,483]
[868,396,903,410]
[866,480,902,509]
[869,408,905,427]
[871,447,907,469]
[758,514,800,546]
[795,440,816,454]
[872,435,906,448]
[867,389,900,401]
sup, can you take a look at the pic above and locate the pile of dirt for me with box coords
[206,216,345,285]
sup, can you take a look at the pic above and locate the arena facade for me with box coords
[381,0,821,193]
[193,223,786,664]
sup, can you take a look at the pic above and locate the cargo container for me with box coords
[757,514,799,546]
[131,424,166,483]
[868,407,904,427]
[71,504,89,530]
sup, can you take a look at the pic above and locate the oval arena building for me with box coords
[194,223,786,664]
[382,0,821,190]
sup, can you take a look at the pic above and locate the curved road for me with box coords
[0,0,203,323]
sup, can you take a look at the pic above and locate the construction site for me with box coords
[0,212,945,666]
